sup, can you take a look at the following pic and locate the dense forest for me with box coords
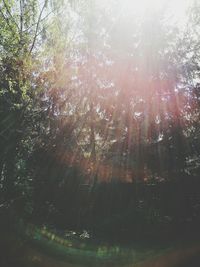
[1,0,200,253]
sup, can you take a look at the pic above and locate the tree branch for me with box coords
[2,0,19,31]
[23,9,53,33]
[20,0,23,35]
[0,8,15,33]
[29,0,48,55]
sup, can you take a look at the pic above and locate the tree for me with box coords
[0,0,49,205]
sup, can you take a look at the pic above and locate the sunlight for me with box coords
[124,0,191,22]
[122,0,165,13]
[99,0,191,25]
[120,0,190,13]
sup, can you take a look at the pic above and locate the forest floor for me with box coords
[1,228,200,267]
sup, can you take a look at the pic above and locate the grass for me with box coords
[1,218,200,267]
[18,223,172,266]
